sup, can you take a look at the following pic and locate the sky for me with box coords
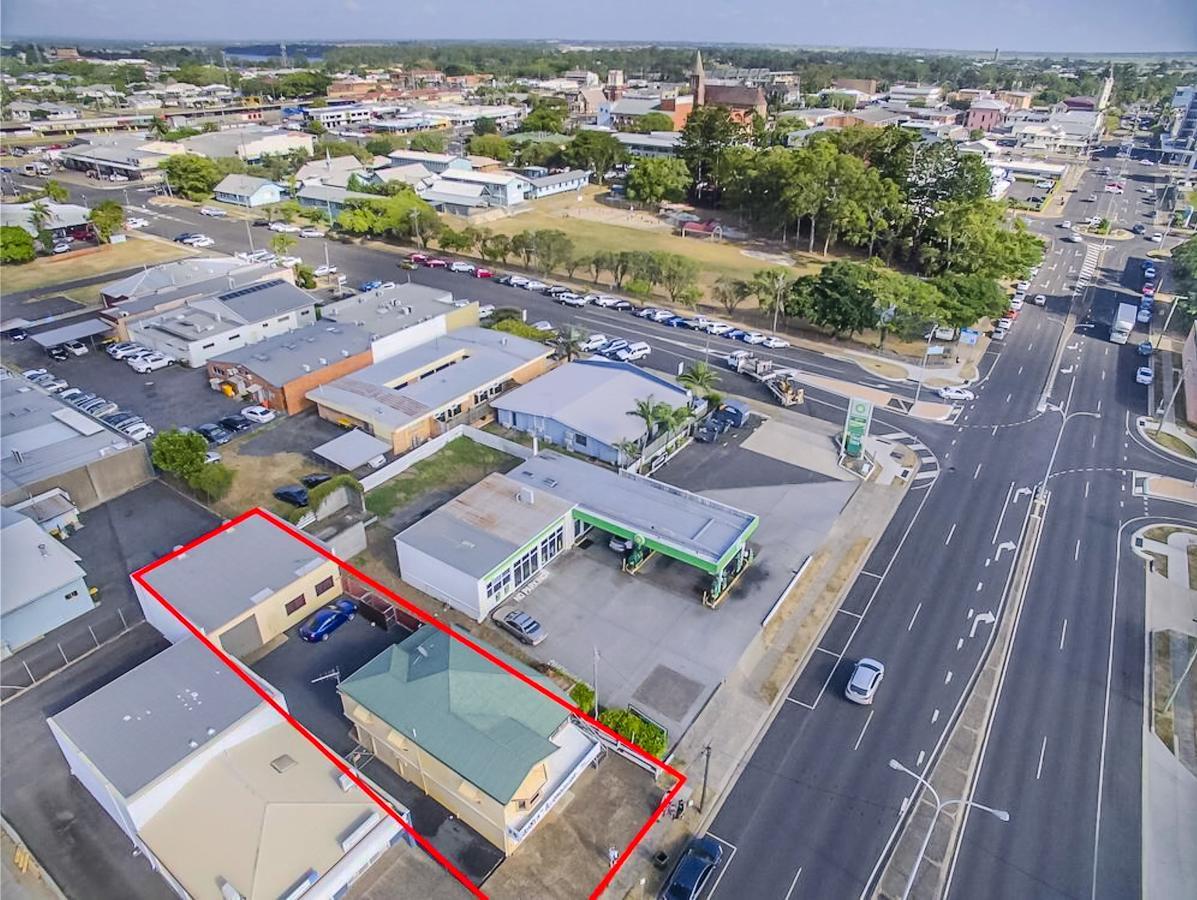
[3,0,1196,54]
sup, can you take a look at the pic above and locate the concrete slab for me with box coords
[741,418,851,481]
[1143,730,1197,900]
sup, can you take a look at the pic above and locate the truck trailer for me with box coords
[1110,302,1136,344]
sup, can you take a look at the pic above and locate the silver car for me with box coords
[497,610,546,646]
[845,658,885,705]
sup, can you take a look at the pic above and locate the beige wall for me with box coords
[1,444,153,512]
[343,695,541,854]
[210,559,341,653]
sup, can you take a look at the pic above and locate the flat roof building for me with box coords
[306,327,552,454]
[319,282,475,361]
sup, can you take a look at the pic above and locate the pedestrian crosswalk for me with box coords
[1075,244,1101,292]
[876,430,940,486]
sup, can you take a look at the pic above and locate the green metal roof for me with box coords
[339,627,569,804]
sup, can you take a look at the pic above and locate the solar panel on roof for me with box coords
[219,279,285,301]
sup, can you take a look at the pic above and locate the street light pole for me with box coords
[887,759,1009,900]
[912,324,936,409]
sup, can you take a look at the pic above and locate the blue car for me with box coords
[1137,341,1154,357]
[662,316,688,327]
[660,835,723,900]
[724,329,747,340]
[298,599,357,642]
[359,280,383,292]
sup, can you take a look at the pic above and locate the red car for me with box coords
[408,253,428,263]
[425,258,448,268]
[1142,283,1155,296]
[474,268,493,278]
[1003,308,1020,321]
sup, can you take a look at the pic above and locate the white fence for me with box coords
[360,425,532,493]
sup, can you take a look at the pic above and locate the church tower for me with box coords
[690,49,706,107]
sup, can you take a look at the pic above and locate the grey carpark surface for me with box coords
[1,331,246,432]
[1,294,84,323]
[515,430,856,740]
[233,410,346,459]
[0,481,221,696]
[250,616,505,886]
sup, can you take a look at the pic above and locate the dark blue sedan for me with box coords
[298,599,356,642]
[359,280,383,292]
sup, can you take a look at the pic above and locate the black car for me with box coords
[196,423,232,445]
[610,299,633,311]
[6,327,28,341]
[251,219,270,227]
[46,345,69,361]
[661,836,723,900]
[218,414,252,433]
[102,411,141,427]
[273,484,309,507]
[300,473,332,489]
[543,285,570,296]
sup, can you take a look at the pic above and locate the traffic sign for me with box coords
[842,398,873,458]
[959,328,979,346]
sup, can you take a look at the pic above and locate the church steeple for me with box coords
[691,49,706,107]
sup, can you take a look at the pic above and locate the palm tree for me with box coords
[711,276,751,317]
[659,404,692,441]
[269,233,296,257]
[553,327,584,362]
[614,439,641,467]
[750,267,797,334]
[28,199,50,233]
[678,361,718,398]
[627,397,659,449]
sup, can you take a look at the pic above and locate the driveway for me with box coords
[250,614,505,887]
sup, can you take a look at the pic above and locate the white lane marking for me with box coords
[860,571,883,579]
[908,603,922,631]
[916,749,926,767]
[704,833,738,898]
[854,710,874,750]
[974,462,983,479]
[945,524,956,546]
[1006,393,1013,403]
[956,637,964,650]
[976,581,984,592]
[815,646,840,657]
[786,697,816,709]
[1036,735,1048,780]
[1085,481,1090,498]
[783,866,803,900]
[945,670,953,684]
[931,708,940,724]
[992,481,1015,543]
[1060,618,1068,650]
[1074,539,1082,561]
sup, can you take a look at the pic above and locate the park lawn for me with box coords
[479,189,819,292]
[2,238,195,294]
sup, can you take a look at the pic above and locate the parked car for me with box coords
[1136,366,1154,385]
[1132,223,1147,235]
[218,414,253,433]
[408,253,428,264]
[79,397,111,414]
[62,339,88,356]
[359,280,383,292]
[740,332,767,344]
[273,484,309,507]
[600,338,630,357]
[1137,341,1155,357]
[579,334,608,352]
[199,206,227,217]
[268,222,301,233]
[300,473,332,488]
[122,422,155,441]
[615,342,651,362]
[449,261,475,273]
[761,336,790,349]
[1033,294,1047,306]
[424,258,448,268]
[299,228,324,238]
[474,268,493,278]
[58,388,84,402]
[21,368,48,380]
[660,836,724,900]
[1137,306,1153,323]
[845,658,885,705]
[1150,233,1164,243]
[608,298,633,311]
[276,255,302,267]
[46,345,70,361]
[497,610,546,646]
[313,264,337,277]
[523,280,547,292]
[196,423,231,445]
[241,405,276,423]
[937,386,976,401]
[69,392,97,407]
[204,451,222,464]
[102,411,141,428]
[706,322,734,335]
[129,352,174,373]
[185,235,215,248]
[41,378,69,393]
[52,242,72,254]
[477,304,495,319]
[6,327,28,341]
[88,400,120,418]
[298,599,357,642]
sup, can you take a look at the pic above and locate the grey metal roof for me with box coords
[307,327,550,432]
[528,169,590,190]
[103,263,279,316]
[209,322,371,386]
[398,472,573,578]
[339,627,568,804]
[213,174,276,197]
[49,638,263,798]
[137,512,330,633]
[507,451,757,567]
[30,318,112,347]
[320,282,454,338]
[102,257,247,303]
[492,359,689,448]
[1,506,85,614]
[0,377,140,496]
[297,184,378,206]
[0,202,90,236]
[313,429,390,471]
[610,97,660,116]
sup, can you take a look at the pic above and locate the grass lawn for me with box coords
[478,187,820,293]
[212,441,316,520]
[365,436,520,519]
[2,238,194,294]
[1150,431,1197,460]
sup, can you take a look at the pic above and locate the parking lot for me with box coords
[513,424,858,740]
[1006,178,1051,209]
[249,614,506,886]
[3,328,246,432]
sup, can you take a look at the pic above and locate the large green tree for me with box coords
[151,430,209,481]
[678,105,742,198]
[160,154,223,200]
[88,200,125,242]
[625,157,691,204]
[467,133,513,162]
[630,112,676,133]
[0,225,36,264]
[562,130,625,179]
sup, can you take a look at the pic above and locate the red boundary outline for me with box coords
[130,507,685,899]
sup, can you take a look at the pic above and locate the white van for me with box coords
[616,341,651,362]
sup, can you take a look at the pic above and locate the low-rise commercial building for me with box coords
[127,278,317,367]
[965,99,1008,132]
[339,627,600,855]
[213,174,284,207]
[493,359,691,466]
[207,322,374,415]
[134,511,342,659]
[306,327,552,453]
[386,149,473,175]
[436,169,531,207]
[49,638,411,900]
[0,201,91,240]
[1,505,93,656]
[101,257,257,307]
[612,130,681,158]
[177,126,314,162]
[887,83,943,105]
[320,282,473,361]
[522,168,590,199]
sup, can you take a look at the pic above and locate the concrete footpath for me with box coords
[607,442,915,897]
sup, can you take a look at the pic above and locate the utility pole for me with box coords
[699,743,712,812]
[593,646,600,715]
[912,323,936,408]
[245,218,254,253]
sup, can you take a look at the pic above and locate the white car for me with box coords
[579,334,608,352]
[845,658,885,705]
[560,293,589,307]
[649,309,675,322]
[1150,233,1163,243]
[761,336,791,349]
[1009,297,1024,310]
[741,332,767,344]
[706,322,734,335]
[204,451,222,464]
[995,317,1013,332]
[129,352,174,373]
[269,222,301,233]
[121,422,155,441]
[1141,159,1154,166]
[52,242,71,254]
[1136,366,1154,385]
[1015,281,1030,292]
[276,256,302,267]
[477,304,495,319]
[126,217,149,229]
[508,275,529,287]
[937,386,976,401]
[1063,233,1083,243]
[42,378,69,393]
[199,206,227,217]
[108,343,148,360]
[591,295,621,307]
[241,405,276,424]
[63,340,88,356]
[185,235,215,248]
[1033,294,1047,306]
[449,261,475,273]
[314,264,337,277]
[1034,180,1053,189]
[1060,220,1072,229]
[615,342,651,362]
[523,280,547,292]
[299,228,324,238]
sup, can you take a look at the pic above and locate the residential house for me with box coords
[126,278,317,368]
[213,174,284,208]
[207,322,374,415]
[306,326,552,453]
[296,184,379,219]
[372,163,435,190]
[295,154,368,187]
[492,358,692,465]
[436,169,530,207]
[417,179,491,216]
[134,511,341,659]
[0,376,153,511]
[101,258,283,311]
[1,506,93,656]
[49,638,411,900]
[338,627,600,855]
[0,201,91,240]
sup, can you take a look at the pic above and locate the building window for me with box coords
[284,594,306,615]
[202,342,215,349]
[573,433,588,447]
[65,590,79,600]
[315,576,335,595]
[539,525,564,564]
[434,402,463,424]
[228,334,242,341]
